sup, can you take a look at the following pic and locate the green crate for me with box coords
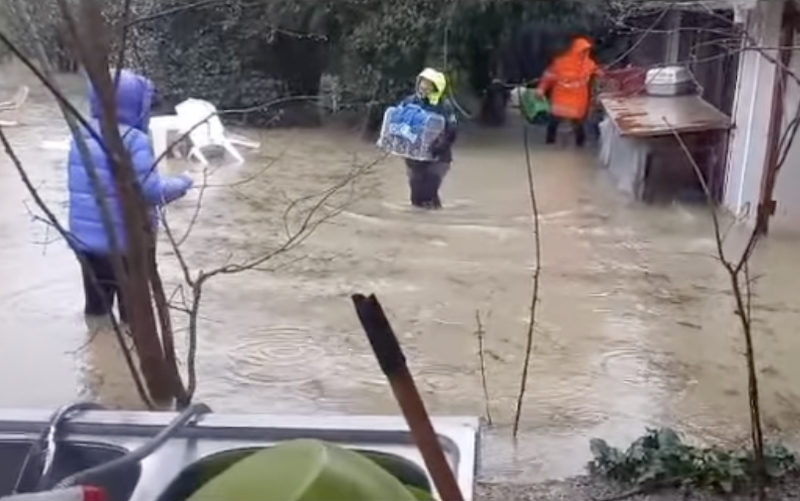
[519,88,550,124]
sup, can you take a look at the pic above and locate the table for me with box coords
[598,94,731,202]
[600,94,731,138]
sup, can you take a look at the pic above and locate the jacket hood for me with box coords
[569,37,594,55]
[88,69,154,132]
[417,68,447,106]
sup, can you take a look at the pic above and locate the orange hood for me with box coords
[568,37,593,56]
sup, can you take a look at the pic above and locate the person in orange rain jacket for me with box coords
[536,36,603,147]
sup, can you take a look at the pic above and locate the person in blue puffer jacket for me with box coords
[68,69,193,325]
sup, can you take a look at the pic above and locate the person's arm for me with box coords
[537,66,556,97]
[129,133,193,206]
[590,60,605,100]
[593,59,605,79]
[400,94,418,106]
[441,99,458,145]
[431,99,458,158]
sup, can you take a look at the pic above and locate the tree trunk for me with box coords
[56,0,183,407]
[88,74,178,407]
[272,32,325,127]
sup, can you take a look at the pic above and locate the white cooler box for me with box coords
[645,66,695,96]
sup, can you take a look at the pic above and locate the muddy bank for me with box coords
[476,476,800,501]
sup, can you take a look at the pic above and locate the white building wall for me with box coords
[723,0,783,221]
[769,39,800,234]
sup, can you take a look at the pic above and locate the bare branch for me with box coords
[513,116,543,438]
[664,119,766,501]
[475,310,493,426]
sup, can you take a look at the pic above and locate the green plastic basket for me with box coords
[519,88,551,123]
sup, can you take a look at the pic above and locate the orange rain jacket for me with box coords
[537,37,603,121]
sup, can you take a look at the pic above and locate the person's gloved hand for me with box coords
[430,140,446,160]
[179,171,195,191]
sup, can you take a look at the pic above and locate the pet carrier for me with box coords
[376,104,446,162]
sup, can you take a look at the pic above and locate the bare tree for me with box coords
[512,118,543,438]
[660,12,800,501]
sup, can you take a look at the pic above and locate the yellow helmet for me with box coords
[416,68,447,105]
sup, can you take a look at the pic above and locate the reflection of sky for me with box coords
[0,111,83,408]
[585,302,667,451]
[476,304,671,483]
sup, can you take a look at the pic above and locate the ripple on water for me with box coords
[225,327,397,393]
[597,346,661,388]
[225,324,479,400]
[342,199,524,234]
[0,279,79,319]
[414,364,469,394]
[381,199,475,212]
[226,327,334,388]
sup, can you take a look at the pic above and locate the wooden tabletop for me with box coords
[599,94,731,138]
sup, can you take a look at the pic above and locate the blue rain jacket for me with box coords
[68,70,193,254]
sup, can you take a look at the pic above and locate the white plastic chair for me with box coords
[175,98,259,166]
[149,114,183,161]
[0,86,29,127]
[41,138,70,151]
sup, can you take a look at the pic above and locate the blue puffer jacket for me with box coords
[67,70,193,254]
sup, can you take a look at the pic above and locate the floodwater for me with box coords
[3,63,800,483]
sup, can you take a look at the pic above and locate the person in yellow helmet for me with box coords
[399,68,458,210]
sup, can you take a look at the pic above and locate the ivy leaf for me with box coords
[590,438,611,460]
[656,428,682,452]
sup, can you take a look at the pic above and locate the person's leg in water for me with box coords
[79,252,115,331]
[79,252,126,326]
[406,160,428,208]
[545,115,561,145]
[111,256,128,324]
[407,160,451,209]
[572,119,587,147]
[424,161,451,209]
[411,161,449,209]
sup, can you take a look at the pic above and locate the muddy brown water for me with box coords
[2,63,800,483]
